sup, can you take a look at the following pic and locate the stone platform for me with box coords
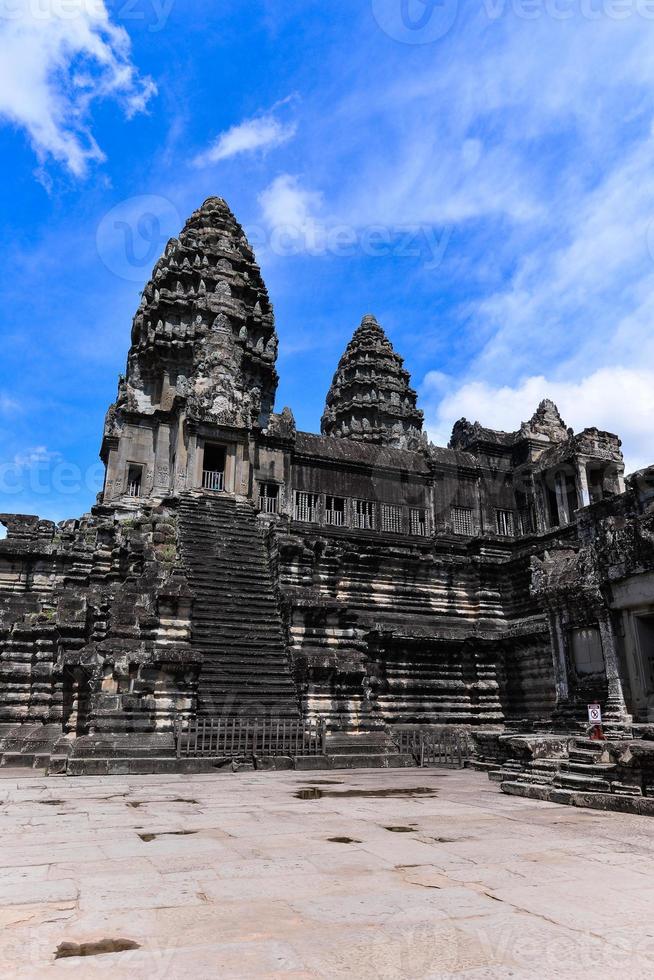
[2,768,654,977]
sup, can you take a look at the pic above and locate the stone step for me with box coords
[0,752,36,768]
[196,685,298,697]
[570,738,609,752]
[559,761,617,777]
[609,783,643,797]
[326,753,413,770]
[501,781,654,817]
[192,608,284,623]
[196,648,291,659]
[325,733,395,755]
[191,568,273,583]
[491,769,550,785]
[192,630,286,642]
[568,748,606,764]
[531,760,561,772]
[553,772,612,793]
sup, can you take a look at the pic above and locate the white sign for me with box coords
[588,703,602,724]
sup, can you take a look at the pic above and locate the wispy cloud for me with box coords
[0,393,19,415]
[0,0,156,176]
[194,102,297,167]
[258,173,323,238]
[13,446,62,470]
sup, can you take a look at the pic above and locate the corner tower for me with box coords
[321,314,424,450]
[101,197,279,503]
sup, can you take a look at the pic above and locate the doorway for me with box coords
[202,443,226,492]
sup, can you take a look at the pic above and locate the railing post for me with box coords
[175,716,181,759]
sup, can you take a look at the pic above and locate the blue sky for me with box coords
[1,0,654,523]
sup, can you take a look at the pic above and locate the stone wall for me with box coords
[0,506,198,737]
[273,521,557,730]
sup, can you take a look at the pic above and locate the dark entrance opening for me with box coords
[202,444,226,492]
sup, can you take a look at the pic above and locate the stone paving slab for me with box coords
[1,767,654,977]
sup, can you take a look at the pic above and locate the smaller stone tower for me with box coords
[321,314,425,450]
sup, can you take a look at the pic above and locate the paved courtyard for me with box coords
[1,767,654,978]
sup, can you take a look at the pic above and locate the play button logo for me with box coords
[372,0,459,44]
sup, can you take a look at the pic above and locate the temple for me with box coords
[1,198,654,793]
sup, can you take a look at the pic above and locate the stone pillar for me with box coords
[551,611,571,716]
[186,424,199,490]
[102,436,121,503]
[153,422,172,496]
[554,472,570,526]
[576,459,591,508]
[616,467,626,495]
[598,612,631,724]
[531,475,547,533]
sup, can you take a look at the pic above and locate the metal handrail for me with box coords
[202,470,225,492]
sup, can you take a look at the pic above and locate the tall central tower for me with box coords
[101,197,279,502]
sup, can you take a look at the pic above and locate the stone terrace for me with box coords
[1,768,654,978]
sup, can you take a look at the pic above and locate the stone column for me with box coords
[554,472,570,526]
[598,612,631,724]
[186,424,199,490]
[576,459,591,508]
[551,611,571,716]
[153,422,171,496]
[101,436,121,503]
[531,475,547,533]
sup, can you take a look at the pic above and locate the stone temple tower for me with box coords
[101,197,280,502]
[321,314,425,450]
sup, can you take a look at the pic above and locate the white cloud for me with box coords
[0,0,156,175]
[258,173,324,249]
[422,367,654,475]
[13,445,62,469]
[194,110,297,167]
[0,393,19,415]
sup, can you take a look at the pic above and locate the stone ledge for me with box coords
[501,780,654,817]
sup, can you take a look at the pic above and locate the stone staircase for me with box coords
[552,740,626,795]
[494,736,654,816]
[0,724,64,770]
[178,495,300,719]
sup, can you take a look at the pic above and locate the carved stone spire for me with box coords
[520,399,570,443]
[110,196,278,432]
[320,314,424,449]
